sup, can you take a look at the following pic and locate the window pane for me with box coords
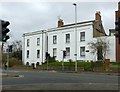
[53,35,57,44]
[66,34,70,43]
[27,39,30,47]
[66,47,70,56]
[80,32,85,41]
[37,38,40,46]
[27,50,29,58]
[37,50,40,58]
[53,48,57,57]
[80,47,85,56]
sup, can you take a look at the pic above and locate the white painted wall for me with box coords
[47,23,94,62]
[22,31,46,65]
[47,25,116,62]
[106,36,116,62]
[22,22,116,65]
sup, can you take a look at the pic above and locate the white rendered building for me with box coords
[22,12,116,66]
[22,30,47,66]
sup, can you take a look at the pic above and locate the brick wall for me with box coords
[116,37,120,63]
[115,2,120,63]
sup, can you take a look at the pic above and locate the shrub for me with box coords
[68,59,73,62]
[48,62,61,66]
[84,64,92,71]
[94,61,104,67]
[9,58,22,67]
[44,56,57,64]
[2,53,7,64]
[49,56,56,63]
[64,62,74,66]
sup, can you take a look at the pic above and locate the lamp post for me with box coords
[73,3,77,72]
[0,42,2,69]
[42,30,44,64]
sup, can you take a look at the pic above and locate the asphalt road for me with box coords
[1,70,119,90]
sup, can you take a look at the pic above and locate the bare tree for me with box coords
[12,40,22,52]
[11,40,22,60]
[88,37,110,61]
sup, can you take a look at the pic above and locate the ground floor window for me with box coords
[66,47,70,56]
[27,50,29,58]
[80,47,85,57]
[53,48,57,58]
[37,50,40,58]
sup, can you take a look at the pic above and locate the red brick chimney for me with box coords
[95,11,101,21]
[58,18,64,27]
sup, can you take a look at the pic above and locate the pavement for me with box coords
[0,72,24,78]
[2,83,119,90]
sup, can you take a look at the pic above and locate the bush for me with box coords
[2,53,8,64]
[44,56,57,64]
[49,56,56,63]
[12,50,22,60]
[94,61,104,67]
[84,64,92,71]
[9,58,22,67]
[47,62,61,66]
[42,61,104,71]
[110,62,120,65]
[77,62,91,67]
[77,61,103,71]
[2,53,22,67]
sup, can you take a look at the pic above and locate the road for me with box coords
[1,70,119,90]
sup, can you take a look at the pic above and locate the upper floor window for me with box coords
[37,50,40,58]
[66,47,70,56]
[80,32,85,41]
[53,48,57,58]
[66,34,70,43]
[27,50,29,58]
[27,39,30,47]
[80,47,85,57]
[37,38,40,46]
[53,35,57,44]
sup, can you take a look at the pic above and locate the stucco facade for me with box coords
[47,21,94,62]
[22,23,116,65]
[22,12,116,66]
[22,31,47,66]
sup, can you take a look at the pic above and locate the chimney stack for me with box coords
[116,2,120,22]
[58,18,64,27]
[95,11,101,21]
[118,2,120,10]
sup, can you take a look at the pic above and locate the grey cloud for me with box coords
[0,2,118,41]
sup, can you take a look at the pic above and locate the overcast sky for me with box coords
[0,1,118,42]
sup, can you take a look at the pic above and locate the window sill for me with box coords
[65,43,70,44]
[80,56,85,57]
[65,56,70,58]
[80,40,85,42]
